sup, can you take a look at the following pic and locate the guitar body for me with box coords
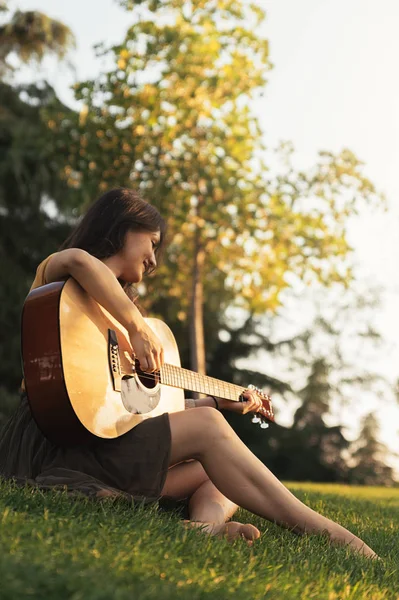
[22,279,184,446]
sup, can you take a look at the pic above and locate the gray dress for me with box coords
[0,393,172,501]
[0,253,172,501]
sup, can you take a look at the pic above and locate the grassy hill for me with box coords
[0,479,397,599]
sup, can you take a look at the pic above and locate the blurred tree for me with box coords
[219,284,395,484]
[276,286,393,483]
[52,0,382,377]
[0,3,74,74]
[224,356,351,483]
[287,358,350,481]
[0,5,77,420]
[349,413,395,486]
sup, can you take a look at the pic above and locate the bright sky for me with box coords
[10,0,399,473]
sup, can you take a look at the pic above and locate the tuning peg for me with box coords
[251,415,261,424]
[260,422,269,429]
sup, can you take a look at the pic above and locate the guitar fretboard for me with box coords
[160,363,245,401]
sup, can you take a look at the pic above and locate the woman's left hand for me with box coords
[214,390,264,415]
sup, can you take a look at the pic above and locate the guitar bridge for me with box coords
[108,329,122,392]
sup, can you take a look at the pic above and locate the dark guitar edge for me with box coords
[21,281,93,447]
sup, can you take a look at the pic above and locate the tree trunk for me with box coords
[189,225,206,386]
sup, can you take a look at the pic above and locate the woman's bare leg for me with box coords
[161,460,260,543]
[167,408,377,558]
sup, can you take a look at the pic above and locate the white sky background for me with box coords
[9,0,399,472]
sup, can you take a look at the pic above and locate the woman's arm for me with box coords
[44,249,164,371]
[185,393,264,414]
[184,397,218,410]
[46,249,143,333]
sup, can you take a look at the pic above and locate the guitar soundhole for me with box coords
[135,360,159,390]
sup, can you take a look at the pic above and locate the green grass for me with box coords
[0,479,398,599]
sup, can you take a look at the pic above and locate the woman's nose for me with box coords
[149,253,157,268]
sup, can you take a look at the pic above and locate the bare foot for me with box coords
[339,536,380,560]
[183,520,261,546]
[327,525,379,559]
[214,521,261,546]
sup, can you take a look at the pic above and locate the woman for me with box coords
[0,188,377,558]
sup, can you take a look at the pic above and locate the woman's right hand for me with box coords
[128,323,164,372]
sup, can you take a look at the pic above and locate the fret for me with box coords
[159,363,246,402]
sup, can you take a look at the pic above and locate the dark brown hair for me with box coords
[60,188,166,298]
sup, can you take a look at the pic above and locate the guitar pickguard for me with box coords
[121,375,161,415]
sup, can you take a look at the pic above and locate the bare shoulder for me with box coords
[45,248,89,284]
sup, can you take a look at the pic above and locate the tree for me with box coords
[217,282,396,484]
[0,5,77,418]
[268,284,394,483]
[52,0,382,376]
[0,4,74,74]
[288,358,350,481]
[349,413,395,486]
[223,354,351,483]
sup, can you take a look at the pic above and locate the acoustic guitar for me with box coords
[21,278,274,446]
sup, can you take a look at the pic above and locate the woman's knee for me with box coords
[168,406,233,463]
[191,407,232,437]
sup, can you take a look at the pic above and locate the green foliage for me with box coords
[55,0,381,320]
[0,81,79,393]
[349,414,396,486]
[0,9,75,73]
[284,358,351,481]
[0,479,397,599]
[55,0,271,306]
[216,284,395,486]
[0,8,78,395]
[280,289,395,486]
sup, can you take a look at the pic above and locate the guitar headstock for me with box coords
[247,384,275,429]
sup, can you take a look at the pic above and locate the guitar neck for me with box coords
[160,363,245,401]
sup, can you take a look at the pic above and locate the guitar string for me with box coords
[162,363,246,399]
[119,350,241,398]
[122,364,271,400]
[120,363,233,396]
[119,364,272,415]
[157,364,243,400]
[131,370,243,400]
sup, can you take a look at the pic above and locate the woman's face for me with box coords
[104,229,161,283]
